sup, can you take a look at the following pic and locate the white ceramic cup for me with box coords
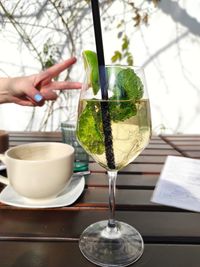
[0,142,74,202]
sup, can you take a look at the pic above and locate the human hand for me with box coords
[0,57,82,106]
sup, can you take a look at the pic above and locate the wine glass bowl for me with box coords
[76,65,151,266]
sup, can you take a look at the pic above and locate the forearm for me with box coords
[0,77,12,104]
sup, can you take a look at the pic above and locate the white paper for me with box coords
[151,156,200,212]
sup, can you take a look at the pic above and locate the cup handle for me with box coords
[0,175,9,185]
[0,154,9,185]
[0,154,6,163]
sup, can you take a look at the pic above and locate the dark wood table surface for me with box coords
[1,132,200,267]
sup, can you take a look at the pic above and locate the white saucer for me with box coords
[0,175,85,208]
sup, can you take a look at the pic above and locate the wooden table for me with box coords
[1,132,200,267]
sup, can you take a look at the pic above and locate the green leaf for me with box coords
[117,20,124,28]
[77,101,105,155]
[109,100,137,122]
[122,35,129,51]
[126,52,134,66]
[116,68,143,100]
[111,51,122,63]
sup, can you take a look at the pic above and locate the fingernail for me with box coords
[34,94,43,102]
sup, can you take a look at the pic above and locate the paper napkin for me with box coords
[152,156,200,212]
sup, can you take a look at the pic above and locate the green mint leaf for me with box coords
[77,101,105,155]
[116,68,144,100]
[109,100,137,122]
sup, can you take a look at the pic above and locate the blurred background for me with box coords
[0,0,199,134]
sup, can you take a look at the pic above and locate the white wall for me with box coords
[0,0,200,133]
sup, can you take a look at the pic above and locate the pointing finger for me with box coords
[35,57,78,86]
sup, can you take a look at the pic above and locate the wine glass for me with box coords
[76,65,151,267]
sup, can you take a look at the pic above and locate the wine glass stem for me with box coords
[108,170,117,228]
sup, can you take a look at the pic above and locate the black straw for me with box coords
[91,0,115,169]
[91,0,108,100]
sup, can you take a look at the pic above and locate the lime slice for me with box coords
[82,50,99,95]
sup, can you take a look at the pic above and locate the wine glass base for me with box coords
[79,220,144,267]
